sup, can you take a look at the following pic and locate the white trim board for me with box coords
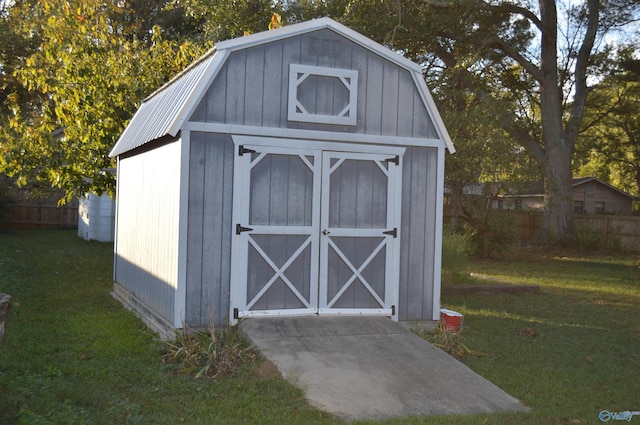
[231,135,406,156]
[185,122,439,150]
[174,134,190,328]
[431,146,446,320]
[288,64,358,126]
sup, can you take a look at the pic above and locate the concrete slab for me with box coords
[239,316,528,422]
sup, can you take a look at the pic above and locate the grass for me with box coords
[1,230,639,424]
[0,230,332,425]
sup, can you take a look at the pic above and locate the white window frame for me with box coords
[288,64,358,126]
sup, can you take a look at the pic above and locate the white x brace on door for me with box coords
[230,139,402,322]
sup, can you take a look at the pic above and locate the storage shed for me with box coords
[110,18,455,337]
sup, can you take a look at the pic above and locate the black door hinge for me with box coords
[236,223,254,234]
[233,308,239,319]
[385,155,399,165]
[383,227,397,238]
[238,145,256,156]
[392,305,396,316]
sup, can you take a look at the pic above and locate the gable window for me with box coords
[574,200,584,213]
[288,64,358,126]
[595,202,605,214]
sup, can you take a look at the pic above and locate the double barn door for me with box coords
[230,141,402,321]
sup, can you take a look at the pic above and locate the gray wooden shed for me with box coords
[110,18,455,337]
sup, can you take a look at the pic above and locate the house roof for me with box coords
[572,177,637,200]
[110,17,455,157]
[502,177,636,200]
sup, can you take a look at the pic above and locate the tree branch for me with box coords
[505,125,546,167]
[424,0,544,32]
[565,0,599,144]
[482,35,544,82]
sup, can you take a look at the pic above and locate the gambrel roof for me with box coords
[110,17,455,157]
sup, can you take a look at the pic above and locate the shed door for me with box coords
[231,143,400,320]
[319,152,399,316]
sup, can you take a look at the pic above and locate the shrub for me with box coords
[441,228,471,270]
[162,322,259,379]
[441,229,474,285]
[463,209,516,258]
[575,224,603,251]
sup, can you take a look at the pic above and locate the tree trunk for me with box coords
[536,0,578,244]
[540,145,577,244]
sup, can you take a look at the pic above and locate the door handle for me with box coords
[322,229,331,236]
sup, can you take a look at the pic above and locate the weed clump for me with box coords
[162,322,259,379]
[413,322,485,361]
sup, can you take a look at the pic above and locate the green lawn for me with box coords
[1,230,638,424]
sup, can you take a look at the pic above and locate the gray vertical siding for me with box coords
[185,132,234,327]
[189,29,438,139]
[114,140,182,323]
[398,146,439,321]
[186,28,445,322]
[117,26,446,328]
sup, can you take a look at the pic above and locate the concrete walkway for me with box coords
[239,316,528,422]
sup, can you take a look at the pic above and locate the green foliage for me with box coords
[0,175,15,231]
[441,228,471,271]
[463,209,516,259]
[182,0,280,40]
[0,0,209,203]
[449,188,517,259]
[162,323,260,379]
[576,47,640,200]
[574,224,604,251]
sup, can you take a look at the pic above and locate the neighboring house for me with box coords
[109,18,455,337]
[495,177,636,215]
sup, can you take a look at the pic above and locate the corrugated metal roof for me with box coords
[109,49,220,157]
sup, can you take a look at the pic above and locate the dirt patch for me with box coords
[256,359,281,379]
[442,273,540,295]
[442,284,540,295]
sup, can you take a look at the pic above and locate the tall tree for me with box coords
[0,0,207,202]
[419,0,637,243]
[286,0,639,244]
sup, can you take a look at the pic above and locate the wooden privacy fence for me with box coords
[3,203,78,229]
[575,215,640,252]
[516,212,640,252]
[445,209,640,253]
